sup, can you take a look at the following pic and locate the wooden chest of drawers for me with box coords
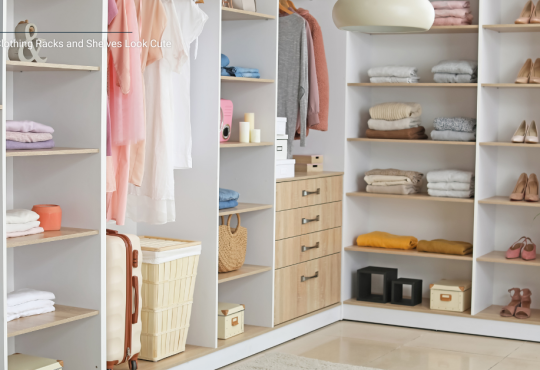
[274,172,343,325]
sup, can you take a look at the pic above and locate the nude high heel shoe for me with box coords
[516,59,533,84]
[525,120,539,143]
[532,1,540,23]
[500,288,522,317]
[515,289,532,319]
[510,173,528,201]
[512,120,528,142]
[522,238,537,260]
[530,59,540,83]
[516,0,535,24]
[525,173,539,202]
[506,236,529,259]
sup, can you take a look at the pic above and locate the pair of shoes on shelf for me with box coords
[516,59,540,84]
[516,0,540,24]
[506,236,537,260]
[510,173,539,201]
[500,288,532,319]
[512,120,538,143]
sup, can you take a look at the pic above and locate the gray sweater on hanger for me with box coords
[278,13,308,158]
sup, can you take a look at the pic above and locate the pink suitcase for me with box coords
[106,230,143,370]
[220,99,233,142]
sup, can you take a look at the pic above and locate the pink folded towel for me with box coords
[431,1,470,9]
[435,9,471,17]
[6,132,53,143]
[7,227,44,238]
[6,120,54,133]
[434,16,472,25]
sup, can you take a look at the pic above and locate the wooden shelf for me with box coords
[7,61,99,72]
[7,227,98,248]
[367,25,478,35]
[477,251,540,267]
[6,147,99,157]
[344,298,472,318]
[219,202,273,216]
[476,305,540,326]
[348,138,475,146]
[480,142,540,147]
[345,246,473,261]
[276,171,344,183]
[483,24,540,33]
[348,83,477,88]
[218,265,271,283]
[220,142,273,148]
[482,83,540,88]
[221,76,274,83]
[479,196,540,207]
[347,191,474,204]
[222,7,275,21]
[8,305,98,337]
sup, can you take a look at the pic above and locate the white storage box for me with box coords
[218,302,245,339]
[276,117,287,135]
[276,159,295,179]
[276,134,288,160]
[430,279,472,313]
[139,236,202,362]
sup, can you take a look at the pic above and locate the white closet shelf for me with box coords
[345,246,473,261]
[7,227,98,248]
[348,83,477,87]
[348,138,476,146]
[7,61,99,72]
[479,196,540,207]
[218,264,272,284]
[482,83,540,88]
[477,251,540,267]
[480,142,540,148]
[220,141,273,148]
[221,76,274,83]
[347,191,474,204]
[6,147,99,157]
[476,305,540,325]
[219,202,273,216]
[365,25,478,35]
[344,298,471,317]
[7,305,98,337]
[222,7,275,21]
[483,24,540,33]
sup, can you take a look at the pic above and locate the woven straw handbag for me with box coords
[219,214,248,273]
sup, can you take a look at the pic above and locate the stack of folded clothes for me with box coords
[427,170,474,198]
[357,231,418,250]
[366,102,427,140]
[221,54,260,79]
[431,117,476,142]
[6,120,55,150]
[364,168,424,195]
[432,60,477,83]
[6,209,44,238]
[7,288,55,322]
[367,66,419,84]
[219,188,239,210]
[431,1,473,26]
[418,239,473,255]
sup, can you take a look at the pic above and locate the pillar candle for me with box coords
[244,113,255,140]
[251,129,261,143]
[239,122,250,143]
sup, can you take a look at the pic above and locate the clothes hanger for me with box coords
[279,0,293,14]
[287,1,298,11]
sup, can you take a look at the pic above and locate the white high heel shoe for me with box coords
[525,120,539,144]
[512,120,528,143]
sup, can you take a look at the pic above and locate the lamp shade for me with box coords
[333,0,435,33]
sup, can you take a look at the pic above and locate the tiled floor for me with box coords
[220,321,540,370]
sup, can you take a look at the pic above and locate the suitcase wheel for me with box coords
[130,360,138,370]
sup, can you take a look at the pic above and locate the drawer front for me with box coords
[275,228,342,269]
[275,202,342,240]
[274,253,341,325]
[276,176,343,211]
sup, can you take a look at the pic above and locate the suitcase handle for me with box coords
[132,276,139,324]
[106,229,119,235]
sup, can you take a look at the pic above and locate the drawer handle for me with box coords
[302,188,320,197]
[302,215,320,224]
[440,294,452,302]
[301,242,320,252]
[301,271,319,282]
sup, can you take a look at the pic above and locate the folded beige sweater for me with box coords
[366,184,419,195]
[365,169,424,185]
[369,103,422,121]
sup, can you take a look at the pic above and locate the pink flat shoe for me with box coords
[515,289,532,319]
[500,288,521,317]
[506,236,528,258]
[522,238,537,260]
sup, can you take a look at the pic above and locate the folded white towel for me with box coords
[7,288,55,307]
[7,227,45,238]
[368,66,418,78]
[427,170,474,184]
[428,182,474,191]
[368,117,421,131]
[370,77,420,84]
[7,299,55,315]
[6,209,40,224]
[7,305,55,322]
[6,221,40,233]
[432,60,478,75]
[365,175,413,186]
[431,130,476,142]
[7,314,19,322]
[428,189,474,198]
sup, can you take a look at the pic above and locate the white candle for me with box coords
[239,122,250,143]
[245,113,255,140]
[251,129,261,143]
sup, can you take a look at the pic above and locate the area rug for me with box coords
[231,353,382,370]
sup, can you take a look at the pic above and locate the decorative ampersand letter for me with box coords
[8,20,48,63]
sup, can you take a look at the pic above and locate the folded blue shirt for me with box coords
[221,68,232,76]
[219,188,240,202]
[235,72,260,78]
[221,54,230,68]
[224,66,260,75]
[219,199,238,210]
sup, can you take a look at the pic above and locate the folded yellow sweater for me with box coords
[356,231,418,250]
[418,239,473,255]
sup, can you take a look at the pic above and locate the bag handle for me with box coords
[132,276,139,324]
[227,214,241,235]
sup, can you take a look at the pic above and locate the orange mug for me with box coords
[32,204,62,231]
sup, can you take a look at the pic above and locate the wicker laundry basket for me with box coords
[139,236,201,362]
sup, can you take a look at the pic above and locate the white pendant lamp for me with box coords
[333,0,435,33]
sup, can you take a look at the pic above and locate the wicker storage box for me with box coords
[139,236,201,362]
